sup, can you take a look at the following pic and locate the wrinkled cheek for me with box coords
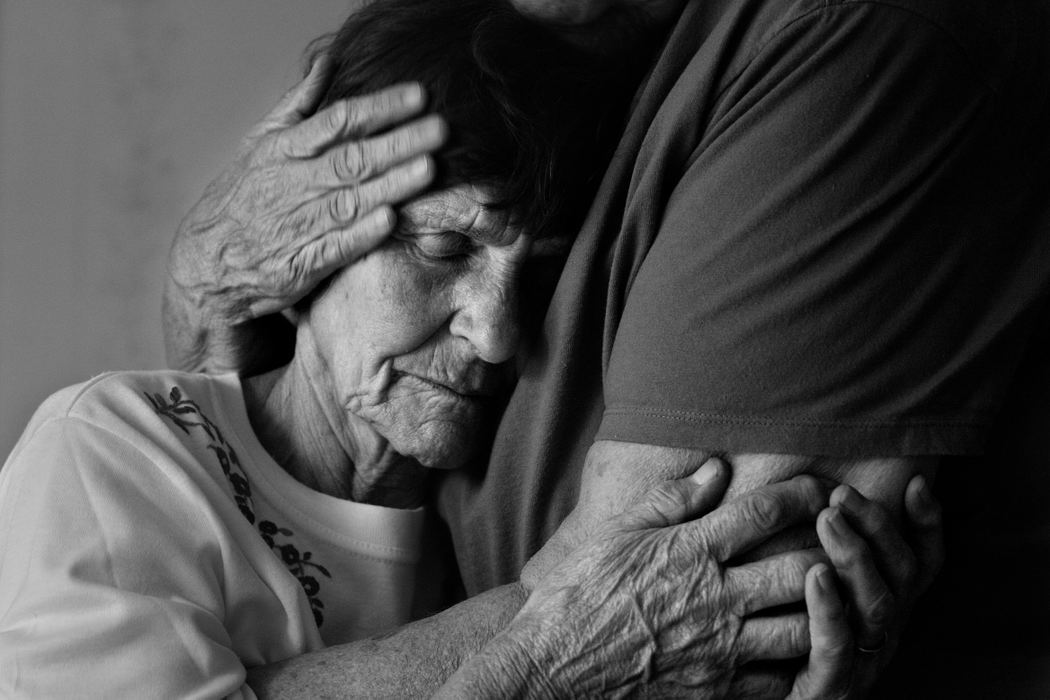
[353,388,483,469]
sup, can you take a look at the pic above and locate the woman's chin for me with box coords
[388,422,483,471]
[354,379,501,470]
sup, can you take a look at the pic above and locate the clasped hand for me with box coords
[509,460,942,698]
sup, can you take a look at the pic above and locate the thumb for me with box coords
[616,456,730,531]
[252,54,333,138]
[905,474,944,592]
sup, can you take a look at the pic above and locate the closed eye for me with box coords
[414,231,475,261]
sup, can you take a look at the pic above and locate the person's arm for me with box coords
[437,463,944,699]
[245,582,527,698]
[163,57,447,375]
[249,459,943,699]
[521,442,938,698]
[0,417,254,697]
[248,461,830,697]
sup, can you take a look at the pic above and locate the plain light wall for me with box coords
[0,1,358,459]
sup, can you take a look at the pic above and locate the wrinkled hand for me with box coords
[785,475,945,699]
[164,56,447,372]
[505,462,830,697]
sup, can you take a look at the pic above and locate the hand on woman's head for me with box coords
[163,57,447,374]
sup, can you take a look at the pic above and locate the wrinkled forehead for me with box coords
[398,184,519,245]
[398,184,573,258]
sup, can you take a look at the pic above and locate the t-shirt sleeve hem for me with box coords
[597,406,988,457]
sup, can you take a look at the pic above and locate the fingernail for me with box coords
[815,564,834,593]
[836,485,861,513]
[691,458,721,486]
[411,155,432,177]
[403,83,424,107]
[373,205,396,230]
[915,475,934,508]
[423,115,449,142]
[825,507,848,537]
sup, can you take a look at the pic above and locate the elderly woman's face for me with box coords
[303,185,534,469]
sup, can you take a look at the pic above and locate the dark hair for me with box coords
[307,0,652,239]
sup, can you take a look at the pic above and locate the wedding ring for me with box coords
[856,631,888,655]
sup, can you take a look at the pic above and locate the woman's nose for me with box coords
[449,280,520,364]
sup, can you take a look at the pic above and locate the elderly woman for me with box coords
[1,0,940,697]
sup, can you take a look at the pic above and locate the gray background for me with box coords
[0,1,359,458]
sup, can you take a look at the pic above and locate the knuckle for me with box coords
[792,474,825,507]
[865,590,896,629]
[333,142,367,182]
[285,249,312,286]
[744,491,784,532]
[326,194,345,225]
[324,101,348,135]
[837,543,865,569]
[319,235,349,270]
[374,132,400,164]
[285,206,316,241]
[330,190,359,224]
[788,620,810,654]
[642,484,689,526]
[865,503,891,533]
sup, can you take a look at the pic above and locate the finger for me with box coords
[307,155,436,229]
[787,564,853,699]
[905,474,945,593]
[314,115,448,187]
[737,613,810,661]
[831,485,917,598]
[249,55,334,139]
[700,476,828,562]
[725,548,827,614]
[249,206,396,319]
[277,54,333,123]
[817,507,894,650]
[274,206,397,304]
[614,457,730,531]
[281,83,429,157]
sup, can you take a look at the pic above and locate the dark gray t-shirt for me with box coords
[438,0,1050,618]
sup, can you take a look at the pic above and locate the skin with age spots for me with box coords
[315,185,529,468]
[248,185,550,507]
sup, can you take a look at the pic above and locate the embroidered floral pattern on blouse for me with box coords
[147,385,331,628]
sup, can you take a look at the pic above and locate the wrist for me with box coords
[436,615,562,699]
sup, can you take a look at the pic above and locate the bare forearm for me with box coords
[247,582,528,698]
[162,273,293,375]
[435,619,554,700]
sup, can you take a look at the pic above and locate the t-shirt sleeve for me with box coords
[0,417,252,698]
[598,3,1044,456]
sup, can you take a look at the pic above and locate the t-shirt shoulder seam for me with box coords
[27,413,194,471]
[53,370,190,421]
[53,371,126,417]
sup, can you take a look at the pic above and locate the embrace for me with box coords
[2,0,1048,697]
